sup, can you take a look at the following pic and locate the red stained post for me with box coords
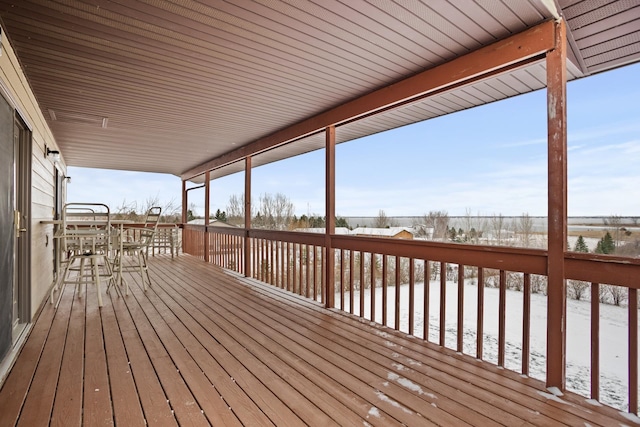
[546,19,568,390]
[204,170,210,263]
[244,157,252,277]
[325,126,336,308]
[181,179,187,253]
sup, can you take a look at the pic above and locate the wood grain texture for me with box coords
[0,254,633,426]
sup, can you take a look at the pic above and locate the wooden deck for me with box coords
[0,254,634,426]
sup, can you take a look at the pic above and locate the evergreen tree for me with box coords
[448,227,457,241]
[595,232,615,254]
[335,216,349,229]
[573,235,589,253]
[213,208,227,222]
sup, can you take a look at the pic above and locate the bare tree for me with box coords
[462,209,485,244]
[226,193,251,226]
[255,193,294,230]
[374,209,391,228]
[530,274,547,294]
[606,285,627,306]
[567,280,589,301]
[516,213,534,248]
[418,210,449,240]
[490,213,505,245]
[507,272,524,291]
[605,215,623,248]
[114,199,138,220]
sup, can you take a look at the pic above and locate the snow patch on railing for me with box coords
[618,411,640,424]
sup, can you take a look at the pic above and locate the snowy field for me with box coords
[341,281,635,411]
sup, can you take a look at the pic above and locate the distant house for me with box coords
[351,227,414,239]
[294,227,351,235]
[187,218,238,228]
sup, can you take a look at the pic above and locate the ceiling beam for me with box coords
[182,20,557,180]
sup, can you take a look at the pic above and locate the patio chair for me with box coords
[50,203,116,308]
[150,224,180,258]
[112,206,161,292]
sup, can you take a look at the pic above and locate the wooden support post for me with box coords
[204,170,210,263]
[325,125,336,308]
[244,156,252,277]
[546,19,567,391]
[181,179,187,253]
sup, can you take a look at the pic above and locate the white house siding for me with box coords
[0,26,63,318]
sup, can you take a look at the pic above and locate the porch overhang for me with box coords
[0,0,637,179]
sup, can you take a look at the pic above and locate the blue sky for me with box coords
[68,62,640,218]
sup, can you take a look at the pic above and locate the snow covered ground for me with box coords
[341,281,635,411]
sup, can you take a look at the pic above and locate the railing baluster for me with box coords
[286,242,291,292]
[293,243,298,294]
[254,237,258,280]
[349,250,354,315]
[313,245,317,299]
[440,261,446,346]
[360,251,365,318]
[371,253,376,323]
[275,240,279,287]
[298,244,303,295]
[424,260,430,341]
[320,247,325,304]
[498,270,506,367]
[591,282,600,401]
[239,235,242,273]
[457,264,465,353]
[267,239,271,284]
[262,239,266,282]
[252,237,256,279]
[395,256,401,330]
[409,258,415,336]
[522,273,531,376]
[382,255,388,326]
[629,287,638,415]
[477,267,484,359]
[278,240,282,288]
[340,249,344,310]
[320,247,324,304]
[306,244,311,298]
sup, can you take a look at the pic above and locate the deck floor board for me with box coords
[0,254,635,426]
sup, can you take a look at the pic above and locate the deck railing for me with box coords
[183,224,640,414]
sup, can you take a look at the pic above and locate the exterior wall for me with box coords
[0,26,63,319]
[393,230,414,240]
